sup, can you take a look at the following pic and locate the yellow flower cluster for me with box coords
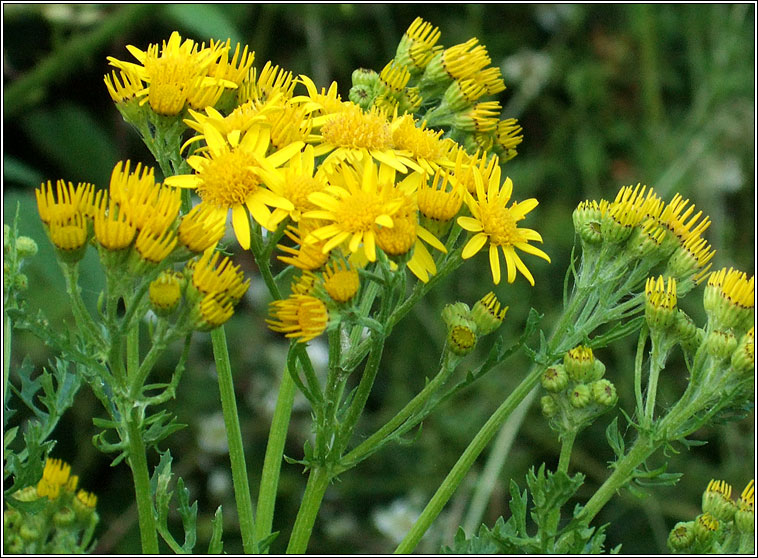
[100,22,545,345]
[35,160,247,329]
[106,31,254,115]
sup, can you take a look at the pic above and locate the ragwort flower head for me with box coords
[304,160,405,263]
[457,165,550,286]
[164,122,303,250]
[107,31,234,115]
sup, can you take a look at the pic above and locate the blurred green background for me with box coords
[3,4,755,554]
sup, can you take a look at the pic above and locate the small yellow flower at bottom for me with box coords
[267,294,329,343]
[36,458,72,500]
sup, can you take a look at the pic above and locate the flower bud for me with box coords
[693,512,719,544]
[667,521,695,552]
[645,276,678,330]
[564,346,595,382]
[447,324,477,356]
[569,383,591,409]
[735,480,755,534]
[149,271,183,316]
[702,479,737,522]
[540,395,558,418]
[572,200,603,245]
[731,327,754,375]
[351,67,379,88]
[14,273,28,291]
[704,329,737,362]
[588,359,606,381]
[470,292,507,335]
[674,310,703,353]
[348,84,374,110]
[442,302,472,329]
[53,506,76,528]
[541,365,568,393]
[15,236,39,258]
[591,379,618,407]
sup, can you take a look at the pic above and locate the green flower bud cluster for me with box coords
[666,479,754,554]
[571,186,716,296]
[4,459,99,554]
[3,222,38,297]
[539,346,617,435]
[351,17,522,162]
[441,292,507,357]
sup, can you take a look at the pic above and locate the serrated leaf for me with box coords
[508,478,528,537]
[176,477,198,552]
[208,506,224,554]
[605,417,625,457]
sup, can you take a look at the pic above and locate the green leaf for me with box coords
[527,464,585,534]
[207,506,224,554]
[605,417,625,458]
[508,478,528,537]
[176,477,198,552]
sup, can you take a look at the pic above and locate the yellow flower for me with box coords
[177,202,226,254]
[458,167,550,285]
[313,103,418,173]
[291,74,347,120]
[322,259,360,303]
[190,249,249,301]
[37,458,72,500]
[240,60,297,104]
[94,195,136,252]
[256,144,328,224]
[164,122,303,249]
[304,160,405,262]
[390,114,457,174]
[277,221,331,271]
[107,31,234,115]
[395,17,442,72]
[267,294,329,343]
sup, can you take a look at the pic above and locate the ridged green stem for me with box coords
[126,414,159,554]
[394,366,545,554]
[211,326,257,553]
[285,466,331,554]
[254,368,297,551]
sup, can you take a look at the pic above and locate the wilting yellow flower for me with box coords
[240,60,298,104]
[164,122,303,249]
[458,167,549,285]
[267,294,329,343]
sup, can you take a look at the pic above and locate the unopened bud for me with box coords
[591,379,617,407]
[541,365,568,392]
[569,383,591,408]
[667,521,695,551]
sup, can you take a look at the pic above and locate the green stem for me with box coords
[286,466,331,554]
[211,326,257,554]
[335,351,460,474]
[3,309,12,409]
[255,369,297,552]
[462,389,537,534]
[126,415,159,554]
[634,327,648,419]
[126,322,139,381]
[394,368,544,554]
[577,434,658,525]
[62,263,103,345]
[336,333,385,454]
[644,332,667,424]
[557,429,577,475]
